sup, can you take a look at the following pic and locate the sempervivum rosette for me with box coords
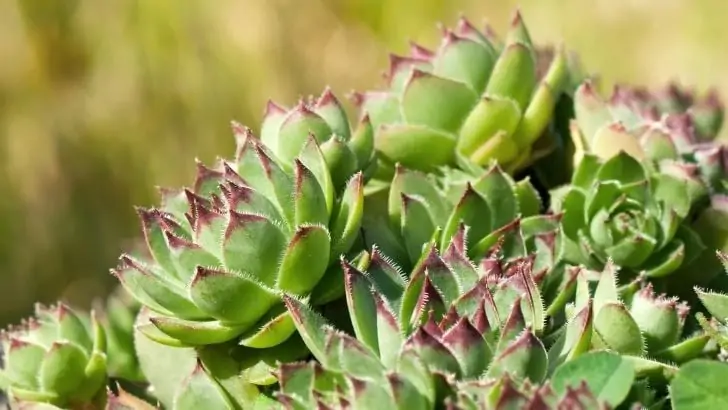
[352,11,574,177]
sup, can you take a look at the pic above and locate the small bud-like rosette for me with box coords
[113,127,365,348]
[579,81,724,142]
[0,303,107,408]
[363,160,561,271]
[351,10,572,175]
[259,86,376,188]
[550,151,707,280]
[561,262,707,370]
[572,80,727,191]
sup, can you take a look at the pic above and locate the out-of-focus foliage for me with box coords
[0,0,726,326]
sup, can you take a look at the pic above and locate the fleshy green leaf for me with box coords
[297,135,335,214]
[592,302,645,356]
[293,160,329,227]
[223,212,286,288]
[375,124,457,171]
[404,328,461,376]
[484,43,536,112]
[388,166,448,228]
[239,307,296,348]
[150,316,247,345]
[596,151,646,185]
[433,34,495,92]
[350,115,375,168]
[400,194,437,264]
[5,340,45,389]
[313,88,350,140]
[574,82,613,144]
[345,264,380,356]
[277,225,331,295]
[457,97,522,164]
[472,165,518,230]
[277,105,332,164]
[373,292,403,369]
[590,124,645,161]
[39,342,87,397]
[259,102,288,149]
[401,69,478,133]
[357,91,402,128]
[441,184,491,249]
[113,256,205,320]
[696,287,728,323]
[441,317,492,378]
[330,172,364,259]
[487,329,547,384]
[283,296,332,366]
[188,267,278,326]
[134,309,198,408]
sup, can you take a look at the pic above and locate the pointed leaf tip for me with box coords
[409,41,434,60]
[264,100,287,116]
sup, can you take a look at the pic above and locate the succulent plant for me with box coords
[103,92,372,409]
[352,11,574,177]
[132,303,313,409]
[272,230,699,409]
[572,80,727,190]
[261,87,377,188]
[0,303,107,409]
[7,6,728,410]
[113,119,366,349]
[362,162,558,272]
[273,352,617,409]
[571,82,728,290]
[549,150,709,285]
[606,82,724,141]
[567,261,709,374]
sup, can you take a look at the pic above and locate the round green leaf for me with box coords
[551,351,635,407]
[671,360,728,410]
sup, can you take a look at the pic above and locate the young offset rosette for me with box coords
[603,82,723,141]
[559,263,706,372]
[353,11,572,175]
[572,81,728,287]
[572,79,725,181]
[550,151,707,280]
[0,303,107,409]
[113,126,365,348]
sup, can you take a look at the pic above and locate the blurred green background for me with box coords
[1,0,727,326]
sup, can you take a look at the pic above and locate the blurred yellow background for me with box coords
[1,0,727,325]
